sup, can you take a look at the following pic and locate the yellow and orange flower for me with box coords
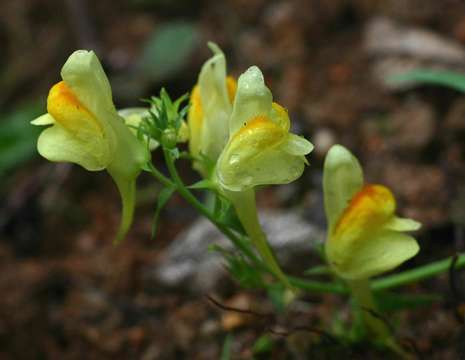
[216,66,313,191]
[187,43,237,176]
[32,50,148,241]
[323,145,420,280]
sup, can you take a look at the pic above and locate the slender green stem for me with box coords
[348,280,409,357]
[226,189,292,289]
[160,150,263,267]
[145,162,174,188]
[287,275,346,294]
[372,253,465,291]
[348,279,390,339]
[147,155,465,296]
[110,177,136,244]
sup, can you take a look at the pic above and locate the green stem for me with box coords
[347,279,390,339]
[160,150,263,268]
[226,189,292,289]
[147,156,465,295]
[348,280,409,357]
[372,253,465,291]
[145,162,174,188]
[108,172,136,244]
[287,276,346,294]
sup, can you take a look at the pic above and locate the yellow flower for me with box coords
[323,145,420,280]
[187,43,236,175]
[213,65,313,289]
[32,50,148,242]
[216,66,313,191]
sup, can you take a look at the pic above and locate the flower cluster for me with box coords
[32,44,421,289]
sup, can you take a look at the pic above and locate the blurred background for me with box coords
[2,0,465,358]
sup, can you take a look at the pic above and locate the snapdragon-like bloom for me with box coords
[323,145,420,280]
[187,43,236,175]
[213,65,313,288]
[216,66,313,191]
[32,50,148,241]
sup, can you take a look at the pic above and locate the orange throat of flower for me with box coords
[47,81,103,135]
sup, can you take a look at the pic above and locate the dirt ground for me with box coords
[1,0,465,358]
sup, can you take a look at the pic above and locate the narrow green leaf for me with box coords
[304,265,331,276]
[0,101,44,178]
[217,204,246,235]
[375,291,441,312]
[187,179,214,190]
[221,334,234,360]
[267,283,287,313]
[225,253,264,289]
[388,69,465,93]
[151,186,175,238]
[253,334,274,354]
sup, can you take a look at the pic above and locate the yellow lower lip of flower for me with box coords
[333,184,396,240]
[47,81,103,135]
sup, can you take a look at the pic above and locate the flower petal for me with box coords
[332,184,396,241]
[188,43,233,169]
[384,216,422,232]
[61,50,115,118]
[229,66,272,135]
[326,184,420,279]
[270,102,290,132]
[330,229,419,280]
[47,81,104,137]
[31,113,55,126]
[197,43,232,161]
[217,117,306,191]
[187,85,204,158]
[37,123,110,171]
[323,145,364,233]
[281,133,314,156]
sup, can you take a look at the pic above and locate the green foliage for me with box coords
[138,22,200,82]
[224,252,265,289]
[140,88,188,150]
[252,334,274,355]
[151,186,175,238]
[304,265,331,276]
[266,283,287,313]
[388,69,465,93]
[214,198,246,236]
[0,101,43,178]
[220,333,234,360]
[375,292,440,312]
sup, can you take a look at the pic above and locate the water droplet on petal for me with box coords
[229,154,240,165]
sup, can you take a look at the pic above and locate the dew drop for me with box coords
[229,154,240,165]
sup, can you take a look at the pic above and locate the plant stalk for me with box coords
[347,279,390,339]
[226,189,292,289]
